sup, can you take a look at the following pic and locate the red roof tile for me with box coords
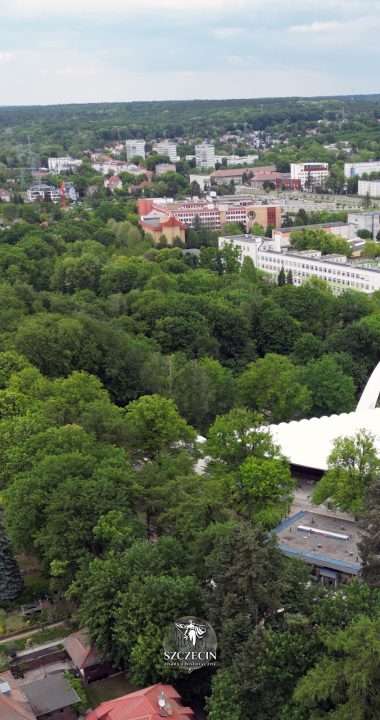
[63,628,102,670]
[86,684,194,720]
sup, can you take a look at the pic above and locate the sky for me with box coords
[0,0,379,105]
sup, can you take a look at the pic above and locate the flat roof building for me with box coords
[290,162,329,189]
[219,234,380,294]
[274,510,361,586]
[345,161,380,178]
[358,180,380,199]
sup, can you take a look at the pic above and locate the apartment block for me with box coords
[155,141,178,163]
[344,161,380,178]
[125,139,146,160]
[358,180,380,198]
[195,143,216,170]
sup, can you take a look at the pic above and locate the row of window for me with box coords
[259,264,373,291]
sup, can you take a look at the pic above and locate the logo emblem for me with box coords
[163,616,217,673]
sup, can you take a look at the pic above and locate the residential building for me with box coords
[226,154,259,166]
[155,163,176,176]
[86,683,194,720]
[104,175,123,191]
[125,139,146,160]
[23,675,80,720]
[0,189,11,202]
[273,221,355,244]
[218,234,380,294]
[344,161,380,178]
[138,198,281,232]
[358,180,380,198]
[91,157,146,175]
[211,165,276,186]
[290,162,329,189]
[189,173,211,192]
[0,672,36,720]
[155,141,178,163]
[27,184,61,203]
[348,211,380,239]
[195,142,216,170]
[47,157,82,173]
[64,628,115,684]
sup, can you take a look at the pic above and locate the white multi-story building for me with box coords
[155,141,178,163]
[125,139,146,160]
[348,211,380,239]
[358,180,380,199]
[290,162,329,189]
[48,157,82,172]
[195,143,216,170]
[344,161,380,178]
[27,182,76,203]
[218,234,380,294]
[27,184,61,203]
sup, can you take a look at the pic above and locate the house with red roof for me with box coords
[63,628,116,684]
[86,683,194,720]
[0,671,36,720]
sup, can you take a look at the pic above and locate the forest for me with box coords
[2,93,380,173]
[0,191,380,718]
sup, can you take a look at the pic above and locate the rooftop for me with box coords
[274,510,361,574]
[86,683,194,720]
[23,675,80,715]
[63,627,102,670]
[268,408,380,472]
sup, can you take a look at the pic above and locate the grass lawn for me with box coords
[86,674,137,706]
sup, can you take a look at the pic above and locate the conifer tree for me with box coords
[277,266,286,286]
[286,269,293,284]
[0,519,23,601]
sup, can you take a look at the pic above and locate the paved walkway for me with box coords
[0,621,66,646]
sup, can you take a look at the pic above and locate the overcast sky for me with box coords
[0,0,379,105]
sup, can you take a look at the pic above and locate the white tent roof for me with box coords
[268,409,380,471]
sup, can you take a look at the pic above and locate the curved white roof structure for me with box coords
[268,359,380,471]
[268,409,380,472]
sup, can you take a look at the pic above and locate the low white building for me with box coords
[358,180,380,199]
[218,234,380,294]
[344,161,380,178]
[189,174,211,192]
[48,157,82,172]
[290,162,329,189]
[226,155,259,166]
